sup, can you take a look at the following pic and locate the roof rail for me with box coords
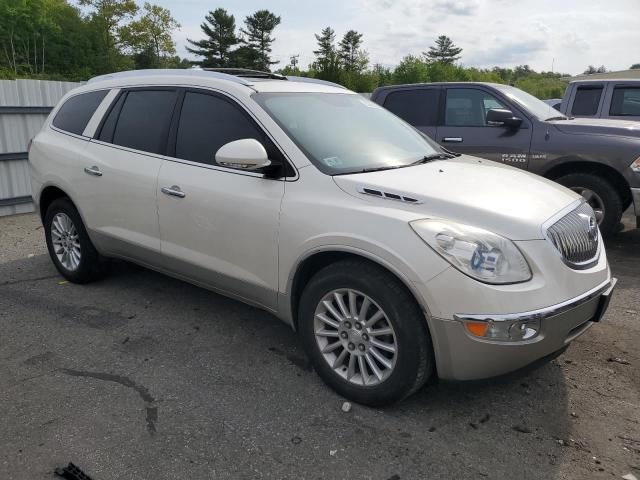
[87,68,254,86]
[203,68,287,80]
[285,76,347,89]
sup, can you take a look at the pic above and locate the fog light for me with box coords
[464,319,540,341]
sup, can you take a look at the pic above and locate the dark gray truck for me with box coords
[560,79,640,121]
[371,82,640,235]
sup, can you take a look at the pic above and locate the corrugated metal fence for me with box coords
[0,79,80,216]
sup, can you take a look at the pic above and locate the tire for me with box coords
[298,259,434,406]
[44,197,104,283]
[555,173,623,237]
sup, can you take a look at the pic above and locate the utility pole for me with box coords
[290,54,299,70]
[551,57,555,73]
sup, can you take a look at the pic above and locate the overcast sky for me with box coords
[155,0,639,75]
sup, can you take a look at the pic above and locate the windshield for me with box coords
[495,85,568,121]
[253,92,442,175]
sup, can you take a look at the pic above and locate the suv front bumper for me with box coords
[429,278,616,381]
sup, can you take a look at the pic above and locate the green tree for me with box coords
[339,30,366,71]
[631,63,640,70]
[121,2,180,67]
[78,0,138,71]
[424,35,462,64]
[239,9,281,71]
[312,26,340,82]
[393,55,429,84]
[186,8,238,67]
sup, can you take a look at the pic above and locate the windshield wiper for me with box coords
[409,152,456,166]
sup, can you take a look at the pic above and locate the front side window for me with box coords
[52,90,108,135]
[99,89,177,155]
[383,89,439,127]
[444,89,507,126]
[610,87,640,116]
[253,92,441,175]
[571,86,603,116]
[175,92,265,165]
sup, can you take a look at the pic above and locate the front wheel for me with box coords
[298,260,434,406]
[555,173,623,237]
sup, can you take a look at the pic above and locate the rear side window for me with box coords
[100,89,177,155]
[383,89,439,126]
[571,86,603,115]
[52,90,108,135]
[175,91,267,165]
[609,87,640,116]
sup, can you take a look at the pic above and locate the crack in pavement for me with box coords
[60,368,157,434]
[0,274,61,287]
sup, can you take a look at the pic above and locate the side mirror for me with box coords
[215,138,272,170]
[486,109,522,129]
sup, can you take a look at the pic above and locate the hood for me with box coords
[333,156,580,240]
[550,117,640,138]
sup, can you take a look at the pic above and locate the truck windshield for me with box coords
[495,85,568,122]
[253,92,442,175]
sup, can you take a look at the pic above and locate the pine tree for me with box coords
[338,30,364,71]
[239,9,281,71]
[424,35,462,65]
[313,26,340,81]
[186,8,238,68]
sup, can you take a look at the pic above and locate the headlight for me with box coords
[410,219,532,284]
[631,156,640,173]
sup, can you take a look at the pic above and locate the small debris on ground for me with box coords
[479,414,491,424]
[341,402,351,413]
[570,412,579,418]
[329,449,337,456]
[557,439,566,446]
[622,474,638,480]
[291,436,302,445]
[608,357,631,365]
[54,462,93,480]
[625,310,637,314]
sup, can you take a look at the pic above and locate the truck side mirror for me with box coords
[486,109,522,129]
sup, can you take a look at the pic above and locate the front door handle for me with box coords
[84,166,102,177]
[442,137,463,143]
[161,185,186,198]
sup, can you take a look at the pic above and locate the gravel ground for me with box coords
[0,211,638,480]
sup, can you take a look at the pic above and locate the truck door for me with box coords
[379,87,440,139]
[436,86,532,169]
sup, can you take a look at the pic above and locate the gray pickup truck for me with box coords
[560,79,640,121]
[371,82,640,235]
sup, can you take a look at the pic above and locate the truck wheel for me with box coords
[555,173,623,237]
[298,259,434,406]
[44,197,105,283]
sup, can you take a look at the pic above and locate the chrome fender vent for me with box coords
[357,186,422,204]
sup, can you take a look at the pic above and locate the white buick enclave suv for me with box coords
[29,69,616,405]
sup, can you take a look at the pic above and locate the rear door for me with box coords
[77,88,178,262]
[604,83,640,120]
[435,86,532,168]
[379,87,440,138]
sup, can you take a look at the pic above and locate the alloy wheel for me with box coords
[570,187,605,224]
[313,289,397,386]
[50,212,82,271]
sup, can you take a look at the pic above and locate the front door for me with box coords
[157,90,286,311]
[436,87,533,169]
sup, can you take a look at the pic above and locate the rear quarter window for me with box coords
[609,87,640,116]
[52,90,108,135]
[571,86,603,116]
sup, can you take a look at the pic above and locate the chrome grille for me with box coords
[546,202,600,269]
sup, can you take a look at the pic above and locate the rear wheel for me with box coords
[44,197,104,283]
[555,173,623,236]
[298,260,433,406]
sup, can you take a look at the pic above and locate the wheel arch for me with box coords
[288,248,432,333]
[39,185,72,221]
[543,160,632,210]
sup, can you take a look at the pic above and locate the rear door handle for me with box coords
[442,137,463,143]
[161,185,186,198]
[84,166,102,177]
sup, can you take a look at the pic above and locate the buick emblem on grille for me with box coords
[546,203,600,269]
[580,213,599,241]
